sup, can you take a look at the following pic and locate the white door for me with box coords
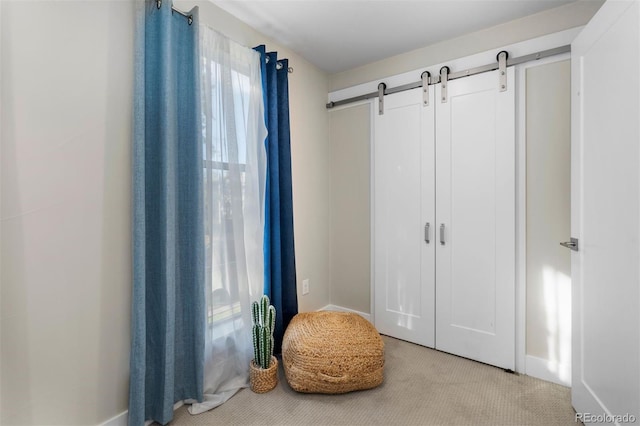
[571,0,639,420]
[435,68,516,370]
[373,87,435,347]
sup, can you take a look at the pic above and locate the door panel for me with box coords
[374,87,435,347]
[450,89,497,334]
[571,0,639,418]
[435,68,516,370]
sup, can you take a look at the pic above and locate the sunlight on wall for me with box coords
[543,265,572,383]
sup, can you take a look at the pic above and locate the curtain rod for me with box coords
[156,0,294,74]
[156,0,193,25]
[326,44,571,109]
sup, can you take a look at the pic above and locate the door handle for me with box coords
[424,223,430,244]
[440,224,446,245]
[560,237,579,252]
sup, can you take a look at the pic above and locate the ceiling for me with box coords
[211,0,577,74]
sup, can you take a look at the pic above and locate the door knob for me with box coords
[560,237,579,252]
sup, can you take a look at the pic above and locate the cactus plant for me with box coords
[251,295,276,369]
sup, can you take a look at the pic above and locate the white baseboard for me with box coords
[101,410,127,426]
[102,400,184,426]
[319,304,372,322]
[525,354,571,387]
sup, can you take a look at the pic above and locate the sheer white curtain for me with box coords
[189,25,267,415]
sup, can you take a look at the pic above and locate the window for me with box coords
[201,56,265,327]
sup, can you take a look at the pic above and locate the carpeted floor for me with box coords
[168,336,578,426]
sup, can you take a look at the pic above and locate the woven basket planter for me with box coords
[249,356,278,393]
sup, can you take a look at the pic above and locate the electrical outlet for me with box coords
[302,279,310,295]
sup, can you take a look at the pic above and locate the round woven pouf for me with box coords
[282,312,384,394]
[249,356,278,393]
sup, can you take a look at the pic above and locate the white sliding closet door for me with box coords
[374,87,435,348]
[435,68,516,370]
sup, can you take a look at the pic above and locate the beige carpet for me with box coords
[168,336,577,426]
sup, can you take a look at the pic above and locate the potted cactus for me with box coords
[249,295,278,393]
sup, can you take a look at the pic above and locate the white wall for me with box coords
[1,1,134,424]
[329,104,371,313]
[525,60,572,385]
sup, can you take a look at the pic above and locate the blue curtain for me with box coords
[254,45,298,354]
[129,2,204,425]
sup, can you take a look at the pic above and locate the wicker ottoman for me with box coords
[282,311,384,394]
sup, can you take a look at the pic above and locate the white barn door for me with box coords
[435,68,516,370]
[571,0,640,420]
[373,87,436,348]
